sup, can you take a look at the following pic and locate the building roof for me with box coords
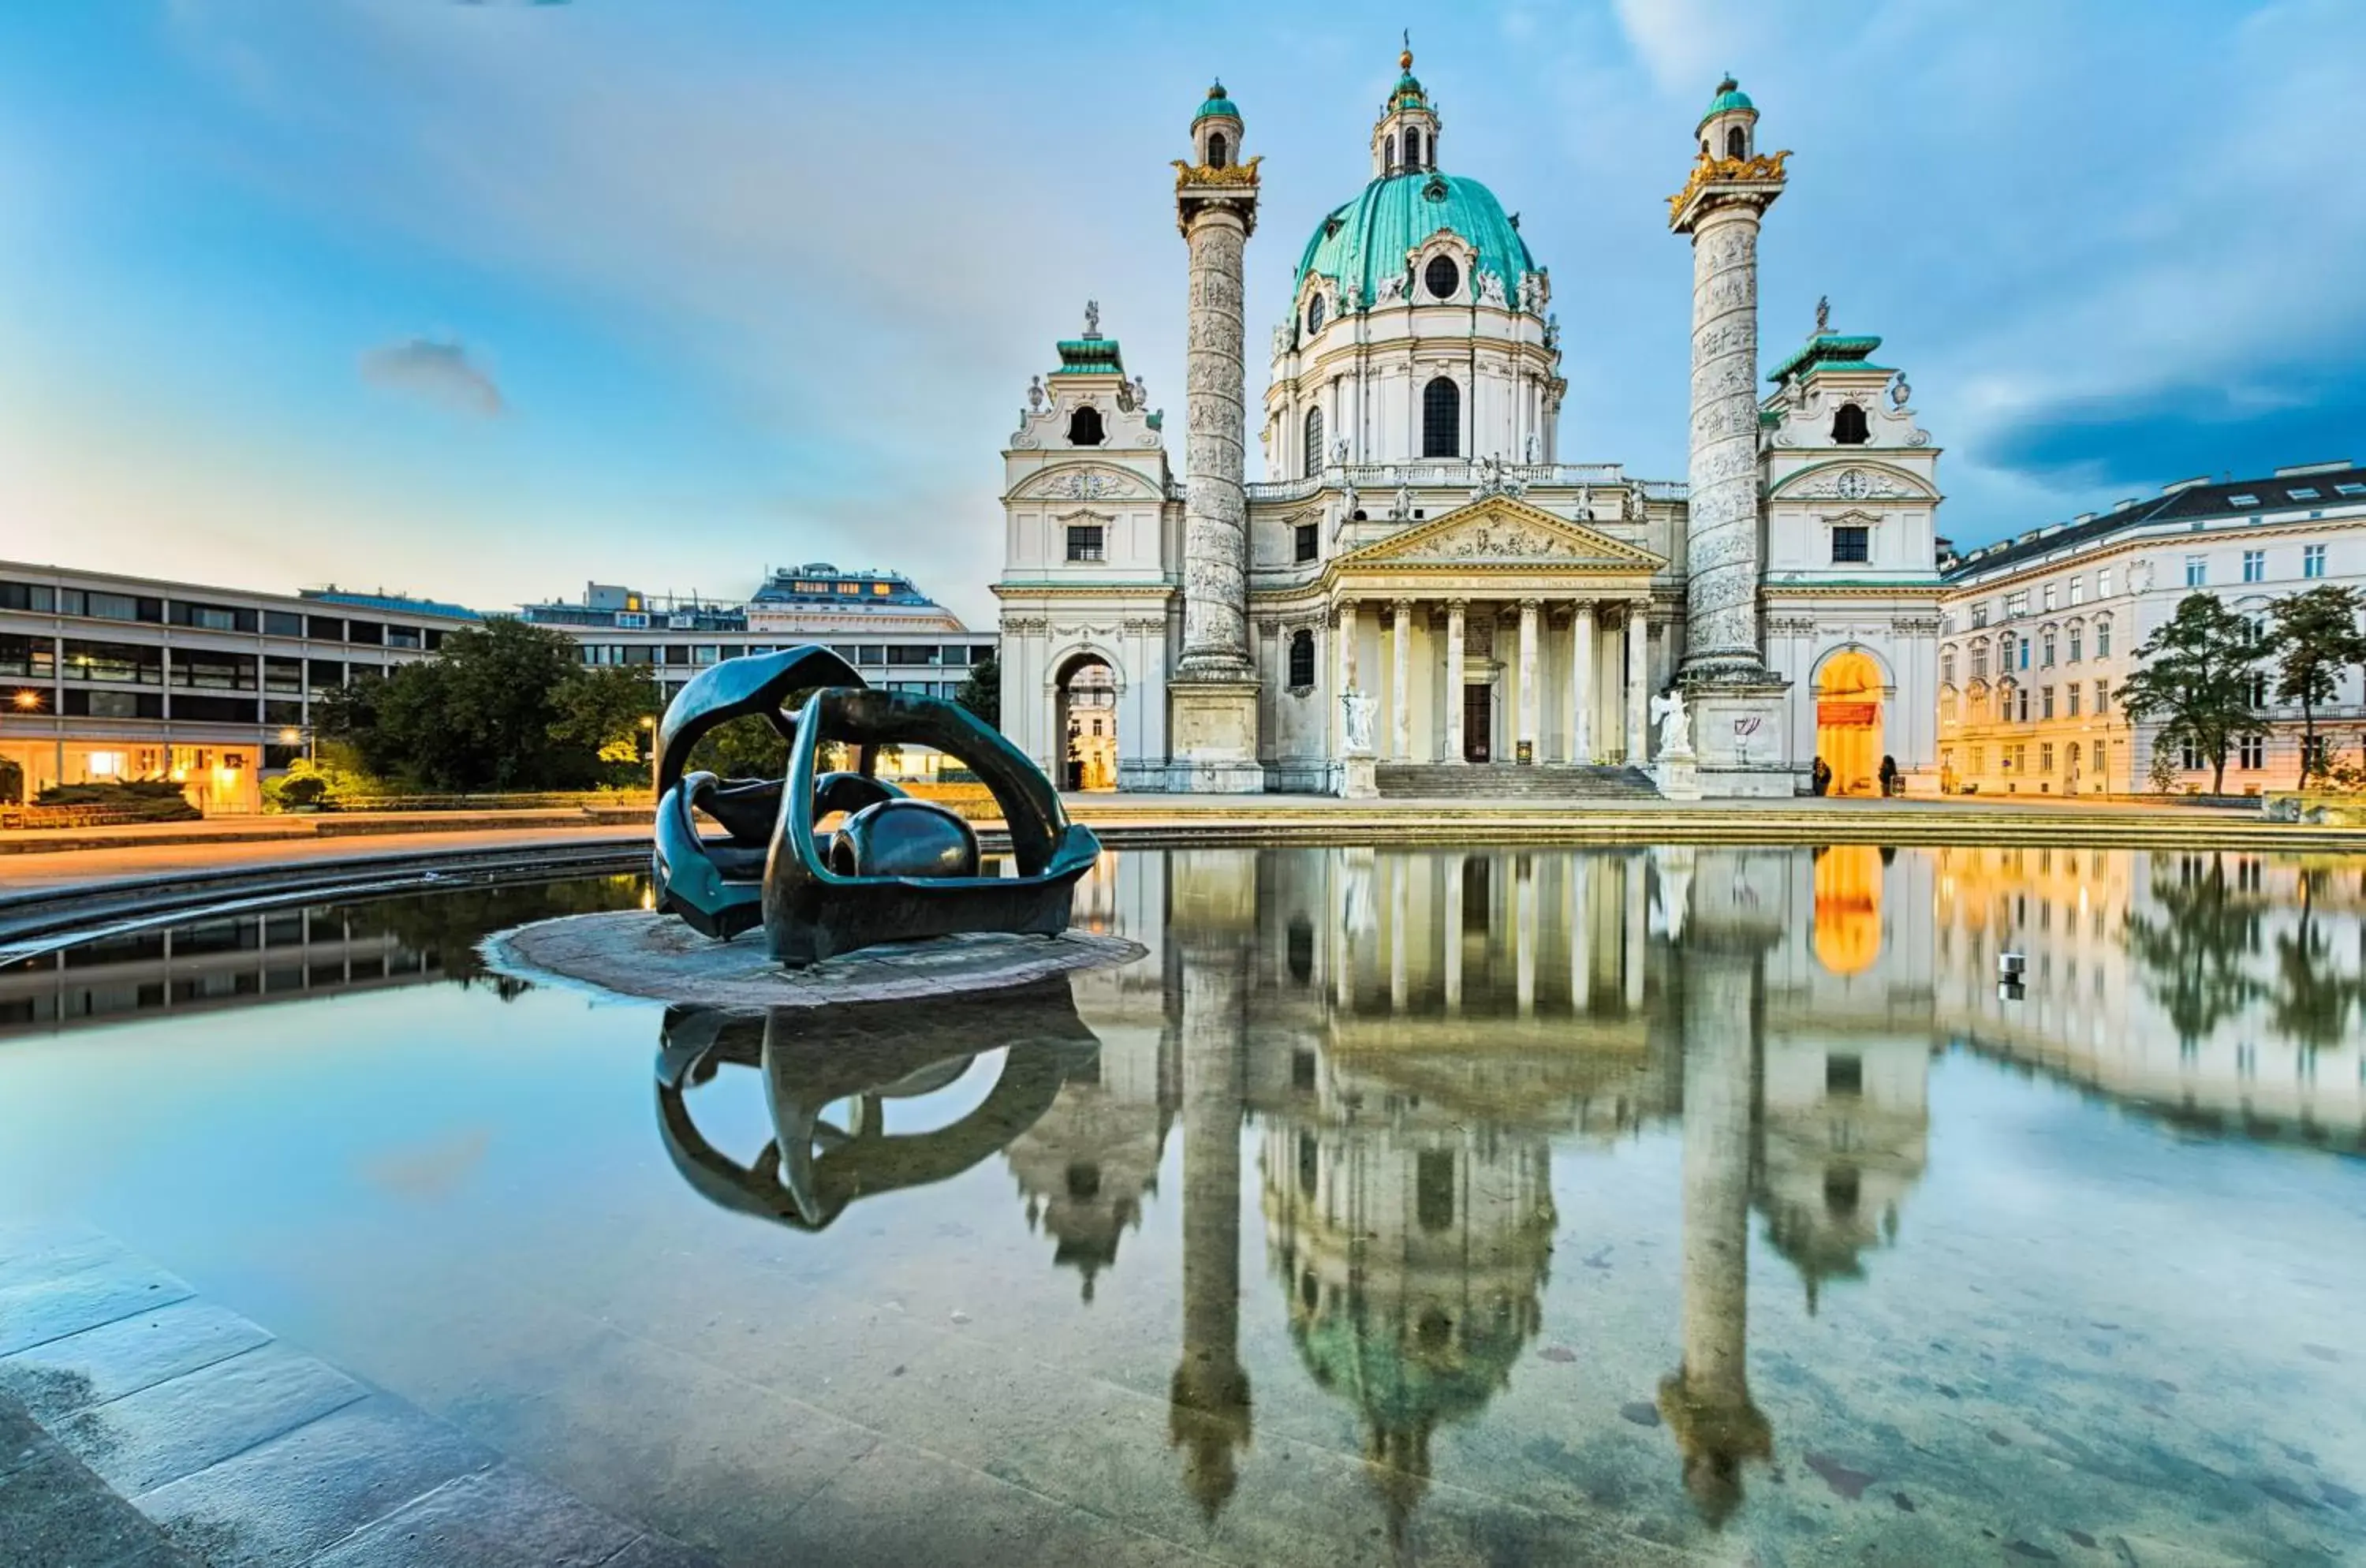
[300,588,481,622]
[1701,76,1753,123]
[1055,334,1125,375]
[1194,80,1240,124]
[1942,461,2366,581]
[1767,332,1892,385]
[1294,169,1536,306]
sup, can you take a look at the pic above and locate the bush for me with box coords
[33,781,200,820]
[274,775,330,810]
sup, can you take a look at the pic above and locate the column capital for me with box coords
[1518,596,1543,614]
[1446,597,1468,614]
[1390,595,1416,618]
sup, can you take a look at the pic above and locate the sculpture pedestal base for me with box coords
[1653,751,1702,800]
[1683,681,1796,798]
[1164,678,1265,794]
[481,911,1144,1009]
[1338,754,1378,800]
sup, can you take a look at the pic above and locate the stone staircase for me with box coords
[1372,763,1661,800]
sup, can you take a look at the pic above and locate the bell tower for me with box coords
[1369,35,1440,177]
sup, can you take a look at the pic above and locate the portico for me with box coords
[1300,496,1666,767]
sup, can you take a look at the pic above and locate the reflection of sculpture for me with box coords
[1651,687,1694,756]
[651,648,1100,966]
[1341,688,1377,755]
[653,986,1099,1232]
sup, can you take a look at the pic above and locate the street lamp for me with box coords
[640,714,659,797]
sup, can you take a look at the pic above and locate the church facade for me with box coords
[995,54,1944,797]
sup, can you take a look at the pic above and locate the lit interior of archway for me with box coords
[1055,657,1118,792]
[1812,844,1883,975]
[1816,649,1886,797]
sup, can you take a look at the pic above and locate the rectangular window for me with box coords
[2004,591,2028,618]
[1830,525,1870,564]
[306,659,343,691]
[263,656,303,695]
[2289,487,2321,501]
[2068,577,2084,607]
[2304,543,2327,579]
[2097,567,2113,597]
[262,610,304,638]
[2095,621,2112,657]
[2185,554,2207,587]
[2017,686,2030,722]
[346,620,385,647]
[171,601,256,633]
[62,640,163,685]
[0,581,58,613]
[2228,493,2259,508]
[0,634,54,680]
[886,645,939,666]
[2041,633,2056,666]
[263,700,302,726]
[384,625,423,650]
[62,688,162,719]
[691,645,719,666]
[1971,646,1989,679]
[307,615,345,641]
[170,650,258,691]
[2066,685,2081,718]
[2181,738,2203,771]
[170,693,258,723]
[2068,628,2082,663]
[2039,742,2054,773]
[2041,582,2057,611]
[2018,637,2030,670]
[2242,549,2266,583]
[1294,522,1319,563]
[2041,685,2055,719]
[2095,680,2108,715]
[1065,525,1106,563]
[2239,734,2264,770]
[1971,603,1990,628]
[662,644,691,665]
[1939,652,1955,685]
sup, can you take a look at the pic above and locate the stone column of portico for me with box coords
[1517,599,1542,763]
[1568,855,1592,1011]
[1625,603,1650,763]
[1390,598,1415,762]
[1624,854,1647,1011]
[1333,599,1357,750]
[1570,599,1597,763]
[1445,600,1468,762]
[1443,856,1464,1011]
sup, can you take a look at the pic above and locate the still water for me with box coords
[2,846,2363,1566]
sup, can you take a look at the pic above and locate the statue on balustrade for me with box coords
[648,647,1101,967]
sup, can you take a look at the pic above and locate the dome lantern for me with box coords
[1369,34,1441,178]
[1697,73,1760,162]
[1192,79,1244,170]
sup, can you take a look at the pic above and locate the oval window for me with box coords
[1424,254,1460,301]
[1305,294,1325,335]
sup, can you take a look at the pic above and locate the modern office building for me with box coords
[1936,461,2366,795]
[0,564,478,813]
[518,565,991,709]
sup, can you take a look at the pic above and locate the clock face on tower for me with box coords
[1834,468,1872,500]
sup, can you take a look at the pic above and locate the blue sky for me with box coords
[3,1,2361,628]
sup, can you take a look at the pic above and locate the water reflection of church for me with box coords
[647,840,2364,1538]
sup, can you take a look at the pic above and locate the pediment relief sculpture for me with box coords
[1014,465,1161,502]
[1337,497,1665,572]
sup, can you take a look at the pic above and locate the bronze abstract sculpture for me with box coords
[651,647,1099,966]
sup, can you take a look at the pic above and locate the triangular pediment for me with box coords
[1336,495,1666,571]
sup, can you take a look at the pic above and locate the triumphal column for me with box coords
[1166,81,1265,793]
[1668,78,1794,794]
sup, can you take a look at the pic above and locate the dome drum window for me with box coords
[1305,293,1325,335]
[1422,376,1460,458]
[1302,406,1323,480]
[1423,254,1460,301]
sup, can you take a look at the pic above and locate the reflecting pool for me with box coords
[3,846,2364,1565]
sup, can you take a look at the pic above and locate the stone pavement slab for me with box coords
[0,1394,196,1566]
[56,1343,368,1495]
[302,1464,689,1568]
[0,1298,275,1424]
[0,1254,195,1358]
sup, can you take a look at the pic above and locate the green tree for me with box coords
[956,655,1002,731]
[318,619,643,792]
[2123,853,2262,1051]
[549,663,661,783]
[2117,593,2263,796]
[2267,584,2366,789]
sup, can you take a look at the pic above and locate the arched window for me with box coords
[1305,293,1325,336]
[1207,132,1228,170]
[1424,253,1460,301]
[1302,406,1323,480]
[1726,125,1746,159]
[1288,629,1315,689]
[1385,133,1396,170]
[1067,405,1104,446]
[1405,129,1423,168]
[1422,376,1460,458]
[1831,401,1870,444]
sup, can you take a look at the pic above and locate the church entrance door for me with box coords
[1463,685,1492,763]
[1814,649,1885,797]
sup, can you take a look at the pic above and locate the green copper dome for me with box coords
[1293,170,1536,308]
[1700,75,1752,122]
[1195,80,1241,123]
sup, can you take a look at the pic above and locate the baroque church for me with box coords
[995,49,1945,797]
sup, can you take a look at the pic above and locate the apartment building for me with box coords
[0,565,477,814]
[1936,461,2366,794]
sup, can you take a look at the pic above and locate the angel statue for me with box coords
[1341,688,1378,755]
[1392,481,1414,521]
[1027,375,1045,413]
[1133,374,1150,408]
[1649,686,1694,756]
[1084,298,1101,335]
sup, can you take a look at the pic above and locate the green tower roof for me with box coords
[1293,170,1536,309]
[1700,75,1753,123]
[1194,80,1241,123]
